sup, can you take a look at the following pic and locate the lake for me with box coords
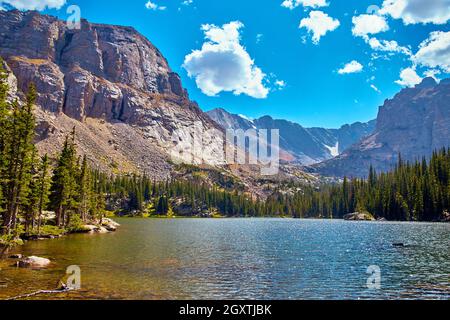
[0,219,449,300]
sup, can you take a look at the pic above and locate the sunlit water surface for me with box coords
[0,219,449,300]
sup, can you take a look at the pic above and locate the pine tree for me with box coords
[92,193,106,223]
[143,201,156,217]
[50,129,79,227]
[167,203,174,218]
[156,195,168,215]
[78,155,91,222]
[36,154,51,234]
[23,149,39,232]
[1,84,37,234]
[0,58,9,225]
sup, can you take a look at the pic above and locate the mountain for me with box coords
[207,109,376,165]
[0,10,224,180]
[206,108,256,131]
[313,77,450,177]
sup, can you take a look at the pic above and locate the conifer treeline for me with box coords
[101,175,267,217]
[268,151,450,221]
[99,149,450,221]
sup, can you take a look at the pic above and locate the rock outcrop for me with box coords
[313,78,450,177]
[0,10,223,179]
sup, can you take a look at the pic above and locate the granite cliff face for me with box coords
[207,108,376,165]
[313,78,450,177]
[0,10,224,178]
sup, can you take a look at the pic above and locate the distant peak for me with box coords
[258,115,274,121]
[415,77,437,89]
[209,107,227,113]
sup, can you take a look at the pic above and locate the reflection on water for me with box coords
[0,219,449,300]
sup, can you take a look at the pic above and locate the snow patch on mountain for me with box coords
[325,142,340,157]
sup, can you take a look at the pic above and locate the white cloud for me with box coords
[352,14,389,38]
[281,0,329,9]
[413,31,450,73]
[423,69,441,80]
[299,11,340,44]
[182,0,193,5]
[275,80,287,90]
[367,37,412,56]
[351,13,413,59]
[183,21,269,99]
[370,84,381,93]
[338,60,363,74]
[380,0,450,25]
[0,0,65,10]
[145,1,166,11]
[352,14,411,58]
[395,67,422,87]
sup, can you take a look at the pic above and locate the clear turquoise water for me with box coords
[1,218,449,300]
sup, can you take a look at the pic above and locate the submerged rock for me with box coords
[393,243,406,247]
[18,256,51,268]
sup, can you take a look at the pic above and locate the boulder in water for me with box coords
[101,218,120,232]
[18,256,51,268]
[78,225,99,233]
[343,212,375,221]
[78,225,111,234]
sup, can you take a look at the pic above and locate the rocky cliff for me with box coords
[0,10,224,179]
[313,77,450,177]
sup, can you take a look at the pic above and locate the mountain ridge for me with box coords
[207,108,376,165]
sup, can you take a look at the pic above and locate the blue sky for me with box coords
[2,0,449,128]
